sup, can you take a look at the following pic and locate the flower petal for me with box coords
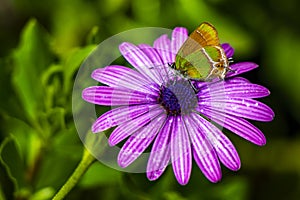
[226,62,258,78]
[91,104,158,133]
[138,44,163,66]
[153,34,173,63]
[171,27,188,58]
[185,114,221,183]
[138,44,169,84]
[82,86,157,106]
[200,108,266,145]
[195,77,251,92]
[147,116,173,181]
[92,65,158,95]
[221,43,234,58]
[118,113,167,167]
[198,82,270,99]
[171,116,192,185]
[225,77,250,84]
[198,97,274,122]
[191,114,241,171]
[194,81,208,90]
[119,42,161,84]
[109,106,163,146]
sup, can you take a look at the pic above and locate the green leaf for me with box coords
[12,18,53,122]
[52,126,82,160]
[34,127,82,190]
[62,44,96,94]
[0,116,44,199]
[1,115,42,170]
[40,64,63,109]
[0,57,23,119]
[33,149,80,191]
[0,136,26,191]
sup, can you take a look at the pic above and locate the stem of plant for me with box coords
[52,148,96,200]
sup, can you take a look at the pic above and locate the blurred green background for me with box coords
[1,0,300,199]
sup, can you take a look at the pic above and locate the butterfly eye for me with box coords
[215,63,222,68]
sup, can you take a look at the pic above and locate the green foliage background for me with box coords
[1,0,300,199]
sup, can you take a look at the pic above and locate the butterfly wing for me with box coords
[174,22,228,80]
[176,22,220,58]
[175,49,212,80]
[187,49,214,80]
[190,22,220,47]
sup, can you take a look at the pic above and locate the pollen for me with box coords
[158,80,198,116]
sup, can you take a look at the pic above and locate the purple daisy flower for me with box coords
[82,27,274,185]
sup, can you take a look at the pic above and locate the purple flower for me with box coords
[82,27,274,185]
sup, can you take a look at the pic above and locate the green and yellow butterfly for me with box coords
[171,22,232,81]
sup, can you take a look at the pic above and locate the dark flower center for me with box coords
[158,80,198,116]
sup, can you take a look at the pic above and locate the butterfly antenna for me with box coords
[188,79,199,93]
[158,60,178,86]
[228,57,234,63]
[151,66,168,86]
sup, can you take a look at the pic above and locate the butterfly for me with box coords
[170,22,232,81]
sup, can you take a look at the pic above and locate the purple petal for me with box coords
[191,114,241,171]
[138,44,163,66]
[153,34,173,63]
[138,44,169,84]
[171,27,188,58]
[171,116,192,185]
[92,65,158,95]
[198,97,274,122]
[193,81,208,90]
[200,108,266,145]
[221,43,234,58]
[119,42,161,84]
[226,62,258,78]
[195,77,251,92]
[109,106,163,146]
[82,86,157,106]
[147,116,173,181]
[184,114,222,183]
[198,82,270,99]
[91,104,158,133]
[225,77,250,84]
[117,113,167,167]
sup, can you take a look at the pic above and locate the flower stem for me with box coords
[52,148,95,200]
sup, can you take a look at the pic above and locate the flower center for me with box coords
[158,80,198,116]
